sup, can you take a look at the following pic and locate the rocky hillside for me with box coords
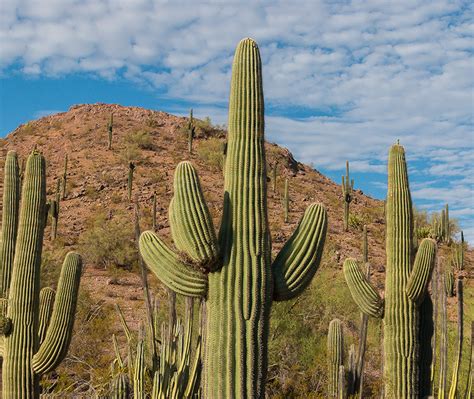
[0,103,471,397]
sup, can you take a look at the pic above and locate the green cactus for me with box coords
[444,204,450,243]
[128,162,135,201]
[445,267,454,297]
[49,199,59,240]
[188,108,195,154]
[284,177,289,223]
[0,150,82,398]
[439,272,448,399]
[139,38,327,398]
[272,161,278,193]
[152,192,157,231]
[328,319,344,398]
[0,151,20,298]
[465,322,473,399]
[343,144,437,398]
[61,154,68,200]
[341,160,354,232]
[448,277,463,399]
[451,231,464,271]
[108,112,114,150]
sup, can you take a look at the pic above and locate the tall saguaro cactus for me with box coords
[188,108,195,154]
[139,38,327,398]
[343,144,436,398]
[0,150,83,399]
[341,160,354,232]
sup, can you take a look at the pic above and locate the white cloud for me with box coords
[2,0,473,238]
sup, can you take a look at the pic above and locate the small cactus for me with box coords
[284,177,289,223]
[451,231,464,271]
[445,267,454,297]
[272,161,278,193]
[128,162,135,201]
[341,160,354,231]
[108,112,114,150]
[188,108,195,154]
[61,154,68,200]
[328,319,344,398]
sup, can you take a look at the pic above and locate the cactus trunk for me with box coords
[140,38,327,399]
[206,38,271,398]
[448,277,463,398]
[384,145,419,398]
[328,319,343,397]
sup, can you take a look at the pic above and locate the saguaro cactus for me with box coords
[343,143,436,398]
[445,267,454,297]
[328,319,344,397]
[452,231,464,271]
[284,177,289,223]
[188,108,195,154]
[61,154,68,200]
[128,162,135,201]
[108,112,114,150]
[0,150,82,399]
[448,277,463,399]
[439,273,448,399]
[341,160,353,232]
[139,38,327,398]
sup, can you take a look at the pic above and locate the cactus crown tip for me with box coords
[239,37,258,47]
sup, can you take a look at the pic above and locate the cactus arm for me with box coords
[37,287,55,345]
[32,252,82,375]
[272,203,327,301]
[139,231,207,297]
[0,151,20,297]
[343,259,384,318]
[169,161,219,269]
[405,238,436,304]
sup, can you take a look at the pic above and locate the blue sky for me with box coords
[1,1,473,241]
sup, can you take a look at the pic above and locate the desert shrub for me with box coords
[18,122,35,136]
[119,143,142,163]
[42,290,115,396]
[79,211,139,270]
[126,129,154,150]
[348,213,365,230]
[196,137,225,171]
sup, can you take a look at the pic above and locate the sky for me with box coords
[1,1,473,242]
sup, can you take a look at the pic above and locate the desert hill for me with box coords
[0,103,471,397]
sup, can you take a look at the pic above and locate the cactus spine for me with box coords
[341,160,353,232]
[139,38,327,398]
[61,154,68,200]
[328,319,344,397]
[284,177,289,223]
[128,162,135,201]
[343,144,436,398]
[188,108,195,154]
[108,112,114,150]
[1,150,82,398]
[448,277,463,399]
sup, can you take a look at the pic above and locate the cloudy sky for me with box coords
[1,1,473,241]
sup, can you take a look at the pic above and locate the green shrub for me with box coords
[196,137,225,171]
[79,211,139,270]
[119,143,142,163]
[126,129,154,150]
[348,213,365,230]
